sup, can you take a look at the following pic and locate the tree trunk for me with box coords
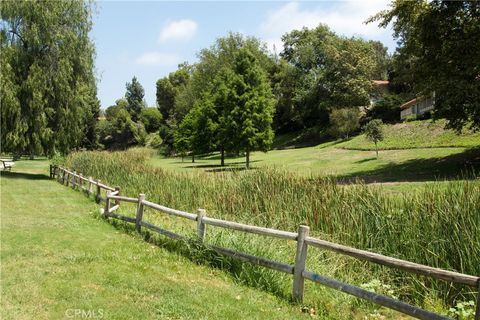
[221,146,225,166]
[246,149,250,169]
[192,154,195,163]
[375,141,378,159]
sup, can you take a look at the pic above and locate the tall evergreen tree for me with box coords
[125,76,145,122]
[216,48,274,169]
[0,0,99,156]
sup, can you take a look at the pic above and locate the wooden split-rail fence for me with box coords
[50,165,480,320]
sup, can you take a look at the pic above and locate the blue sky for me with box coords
[91,1,395,109]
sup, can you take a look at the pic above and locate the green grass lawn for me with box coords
[338,119,480,150]
[0,160,309,319]
[146,120,480,188]
[149,145,478,184]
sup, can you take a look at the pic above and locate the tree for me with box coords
[281,25,389,128]
[98,109,146,150]
[1,0,99,156]
[364,119,384,159]
[174,99,218,162]
[105,99,127,120]
[329,108,360,139]
[369,0,480,130]
[140,107,162,133]
[125,76,145,122]
[215,48,275,169]
[156,63,192,154]
[365,95,403,124]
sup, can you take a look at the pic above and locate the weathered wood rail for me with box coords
[50,165,480,320]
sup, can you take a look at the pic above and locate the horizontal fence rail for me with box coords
[50,165,480,320]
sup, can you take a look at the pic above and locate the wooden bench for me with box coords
[1,159,15,171]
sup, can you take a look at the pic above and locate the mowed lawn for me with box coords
[0,160,308,319]
[149,144,478,183]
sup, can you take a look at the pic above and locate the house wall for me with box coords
[400,95,435,120]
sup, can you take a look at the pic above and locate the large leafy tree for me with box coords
[156,63,192,154]
[0,0,99,156]
[281,25,388,128]
[125,76,145,122]
[369,0,480,130]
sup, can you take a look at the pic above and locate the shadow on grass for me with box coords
[183,160,261,169]
[337,147,480,183]
[103,216,289,300]
[0,171,50,180]
[355,157,377,164]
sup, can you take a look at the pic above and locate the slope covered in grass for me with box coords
[338,119,480,150]
[0,160,309,320]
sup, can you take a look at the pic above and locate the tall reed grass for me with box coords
[66,148,479,311]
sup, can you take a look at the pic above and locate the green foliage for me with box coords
[405,114,417,122]
[448,301,476,320]
[328,108,360,139]
[125,76,145,122]
[214,48,275,168]
[0,0,99,156]
[281,25,389,128]
[369,0,480,131]
[174,100,218,157]
[98,109,146,150]
[105,98,127,120]
[140,107,162,133]
[365,95,403,124]
[156,63,192,122]
[363,119,384,158]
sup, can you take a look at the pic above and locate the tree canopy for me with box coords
[1,0,100,156]
[125,76,145,122]
[369,0,480,130]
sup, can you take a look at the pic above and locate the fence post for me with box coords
[61,169,66,184]
[79,173,83,191]
[104,190,111,216]
[49,165,53,178]
[72,171,77,189]
[292,225,310,303]
[196,209,206,242]
[475,280,480,320]
[87,177,93,196]
[114,186,121,206]
[65,171,70,187]
[135,194,145,232]
[95,179,101,203]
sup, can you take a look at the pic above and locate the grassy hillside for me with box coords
[150,146,478,183]
[1,160,310,320]
[148,119,480,183]
[338,120,480,150]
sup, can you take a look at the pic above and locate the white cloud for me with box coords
[159,19,198,43]
[135,52,179,67]
[260,1,391,52]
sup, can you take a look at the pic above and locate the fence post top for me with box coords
[197,208,206,214]
[115,186,120,190]
[298,225,310,231]
[138,193,145,200]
